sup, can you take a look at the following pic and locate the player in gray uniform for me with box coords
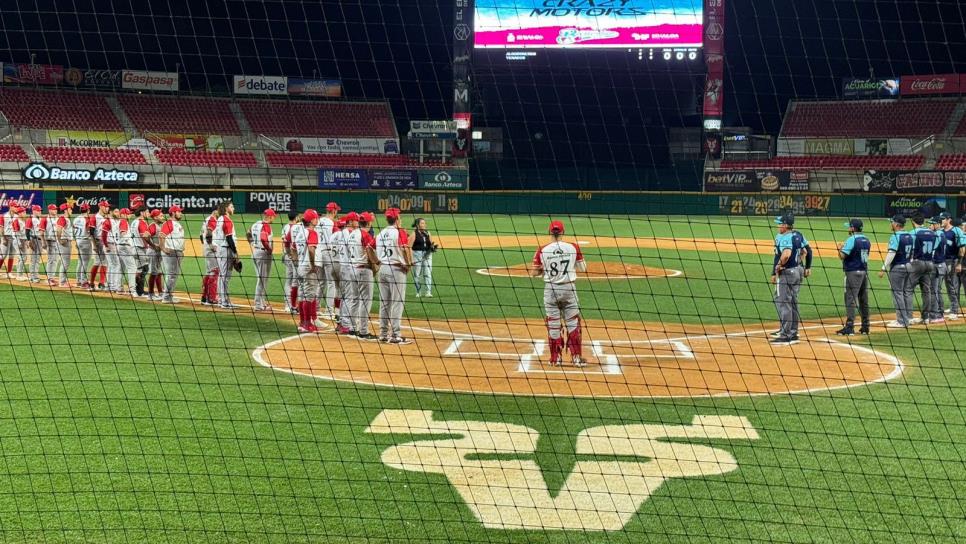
[145,209,166,300]
[376,208,413,344]
[129,207,151,296]
[906,213,937,325]
[91,200,111,290]
[247,208,277,311]
[41,204,60,284]
[531,220,588,366]
[10,207,27,281]
[281,212,300,314]
[23,205,43,282]
[333,214,358,334]
[115,208,137,296]
[319,202,340,319]
[879,215,915,328]
[159,205,186,304]
[348,212,379,340]
[73,203,94,289]
[53,204,74,286]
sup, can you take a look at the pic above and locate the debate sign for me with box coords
[233,75,288,95]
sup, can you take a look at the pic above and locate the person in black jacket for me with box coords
[411,218,437,297]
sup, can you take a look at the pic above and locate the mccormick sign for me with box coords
[899,74,962,96]
[121,70,179,91]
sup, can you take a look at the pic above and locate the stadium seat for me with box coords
[937,154,966,171]
[240,101,395,137]
[36,146,147,165]
[0,144,30,163]
[782,99,957,138]
[0,88,123,131]
[155,148,258,167]
[118,94,240,135]
[955,117,966,137]
[265,152,445,168]
[720,155,925,171]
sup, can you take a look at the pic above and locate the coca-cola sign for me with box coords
[900,74,961,96]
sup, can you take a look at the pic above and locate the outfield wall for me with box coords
[14,189,965,218]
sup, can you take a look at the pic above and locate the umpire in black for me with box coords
[836,218,872,335]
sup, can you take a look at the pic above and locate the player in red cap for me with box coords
[110,207,135,294]
[40,204,60,283]
[72,202,95,289]
[212,201,239,309]
[52,203,74,286]
[0,203,18,278]
[319,202,341,318]
[328,213,353,332]
[334,212,362,335]
[144,209,165,300]
[292,209,322,332]
[159,205,186,303]
[531,220,588,367]
[23,205,44,282]
[89,200,111,290]
[281,211,301,314]
[8,206,27,280]
[199,204,221,305]
[345,211,379,339]
[129,206,152,296]
[375,207,413,343]
[248,208,277,311]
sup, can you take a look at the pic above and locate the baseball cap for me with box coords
[844,218,863,230]
[168,205,183,214]
[149,209,162,218]
[775,214,795,226]
[891,214,907,225]
[98,200,110,208]
[336,219,346,229]
[939,212,952,221]
[120,208,131,215]
[59,203,71,211]
[326,202,341,212]
[79,203,91,212]
[961,215,966,225]
[303,209,320,222]
[31,205,42,212]
[263,209,277,217]
[384,207,401,219]
[360,211,375,223]
[929,216,941,225]
[549,220,565,234]
[344,211,360,222]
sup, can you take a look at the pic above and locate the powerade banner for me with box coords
[704,170,758,192]
[319,169,369,189]
[368,170,418,190]
[0,190,42,213]
[842,78,899,98]
[246,191,295,213]
[900,74,961,96]
[128,192,232,214]
[886,196,947,218]
[864,171,966,193]
[3,63,64,85]
[473,0,703,49]
[288,78,342,97]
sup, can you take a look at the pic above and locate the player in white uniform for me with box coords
[281,212,300,314]
[213,201,239,309]
[41,204,60,284]
[0,206,21,278]
[90,200,111,290]
[292,209,321,333]
[129,207,151,296]
[145,209,165,300]
[10,207,27,281]
[160,205,186,303]
[248,208,277,311]
[53,204,74,286]
[113,208,136,295]
[376,208,413,344]
[531,220,588,367]
[73,203,94,289]
[318,202,340,318]
[25,205,44,282]
[200,207,221,306]
[346,211,379,340]
[329,217,351,333]
[335,212,361,335]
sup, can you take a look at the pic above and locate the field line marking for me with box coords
[442,339,463,356]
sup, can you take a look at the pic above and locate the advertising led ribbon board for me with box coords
[474,0,703,49]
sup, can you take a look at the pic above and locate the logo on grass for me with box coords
[367,410,759,531]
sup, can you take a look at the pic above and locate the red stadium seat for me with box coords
[240,101,395,138]
[0,144,30,163]
[155,148,258,167]
[0,88,122,131]
[782,99,957,138]
[937,154,966,171]
[118,95,240,135]
[720,155,925,171]
[36,146,147,165]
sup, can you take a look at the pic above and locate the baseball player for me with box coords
[130,206,152,296]
[346,211,379,340]
[940,213,965,320]
[281,211,300,314]
[40,204,59,284]
[90,200,111,290]
[248,208,277,311]
[331,214,355,334]
[927,216,948,324]
[24,205,44,283]
[836,218,871,336]
[530,220,588,366]
[9,206,27,281]
[159,205,186,304]
[879,214,915,328]
[319,202,340,319]
[213,201,240,309]
[53,204,74,286]
[293,209,321,333]
[103,206,121,292]
[145,209,165,300]
[73,203,95,289]
[0,204,19,278]
[113,208,136,295]
[771,214,808,345]
[199,206,221,306]
[376,208,413,344]
[907,213,937,325]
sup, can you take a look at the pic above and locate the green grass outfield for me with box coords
[1,213,965,543]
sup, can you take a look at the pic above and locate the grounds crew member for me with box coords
[879,215,915,328]
[836,218,871,335]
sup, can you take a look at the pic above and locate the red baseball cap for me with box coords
[47,204,58,211]
[120,208,131,215]
[326,202,341,212]
[360,211,375,223]
[263,209,277,217]
[59,203,71,211]
[31,205,42,212]
[303,209,320,222]
[336,219,346,229]
[344,211,360,222]
[150,209,162,218]
[168,205,183,214]
[98,200,110,208]
[549,220,565,234]
[79,203,91,212]
[384,207,401,219]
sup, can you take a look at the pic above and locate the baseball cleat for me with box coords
[769,336,799,346]
[298,324,319,334]
[885,321,908,328]
[572,356,587,368]
[415,292,421,298]
[927,318,945,325]
[859,325,871,335]
[357,334,378,342]
[908,318,924,325]
[336,326,352,335]
[378,337,389,343]
[425,293,433,298]
[769,330,782,338]
[389,337,413,345]
[835,326,855,336]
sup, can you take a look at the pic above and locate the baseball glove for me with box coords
[232,259,243,273]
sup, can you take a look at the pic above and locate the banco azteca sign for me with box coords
[22,162,140,184]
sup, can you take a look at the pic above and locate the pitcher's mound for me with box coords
[477,261,682,280]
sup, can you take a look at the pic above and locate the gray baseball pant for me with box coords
[844,270,870,328]
[297,266,320,303]
[162,251,184,299]
[56,241,72,283]
[11,240,25,276]
[907,261,934,321]
[282,255,296,309]
[889,264,912,325]
[44,239,58,277]
[930,261,947,319]
[774,267,803,338]
[412,250,433,295]
[28,239,42,280]
[216,248,234,305]
[75,239,93,284]
[351,267,375,335]
[105,245,121,291]
[321,256,337,312]
[340,263,355,329]
[252,248,273,308]
[945,259,961,313]
[378,264,407,339]
[544,282,580,339]
[118,245,136,292]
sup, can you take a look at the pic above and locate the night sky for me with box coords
[2,0,964,183]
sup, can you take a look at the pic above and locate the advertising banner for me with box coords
[410,120,459,139]
[22,162,140,185]
[0,190,43,213]
[233,75,288,95]
[704,170,758,192]
[718,194,832,216]
[63,68,120,88]
[48,130,128,148]
[757,170,809,192]
[842,78,900,98]
[454,0,473,121]
[368,170,418,190]
[121,70,179,91]
[377,192,462,214]
[804,139,854,156]
[899,74,961,96]
[128,192,232,214]
[52,192,123,210]
[418,169,470,190]
[3,63,64,85]
[453,112,472,158]
[885,196,947,217]
[146,133,225,151]
[318,169,369,189]
[246,191,295,213]
[284,137,399,155]
[473,0,703,49]
[288,78,342,97]
[703,0,724,119]
[863,171,966,192]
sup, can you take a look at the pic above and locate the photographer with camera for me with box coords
[411,217,437,298]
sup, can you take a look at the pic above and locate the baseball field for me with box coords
[2,212,964,542]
